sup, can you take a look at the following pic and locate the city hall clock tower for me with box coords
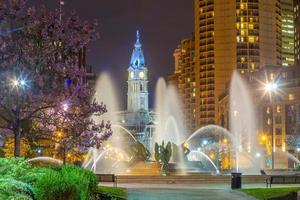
[127,31,149,112]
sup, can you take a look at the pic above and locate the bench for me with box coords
[96,174,117,187]
[266,175,300,188]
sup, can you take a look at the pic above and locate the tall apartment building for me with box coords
[282,0,295,66]
[194,0,282,128]
[294,0,300,64]
[168,36,196,132]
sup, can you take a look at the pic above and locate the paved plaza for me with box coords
[128,188,255,200]
[98,183,300,200]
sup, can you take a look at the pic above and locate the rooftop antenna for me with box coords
[59,1,65,24]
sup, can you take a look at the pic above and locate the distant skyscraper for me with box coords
[194,0,282,128]
[127,31,149,112]
[294,0,300,64]
[168,36,196,132]
[282,0,295,66]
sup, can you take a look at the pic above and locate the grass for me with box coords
[241,187,300,200]
[97,186,127,200]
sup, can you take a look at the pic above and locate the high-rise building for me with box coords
[282,0,295,66]
[194,0,282,128]
[127,31,149,112]
[294,0,300,64]
[168,36,196,132]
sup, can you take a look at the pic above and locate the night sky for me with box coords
[28,0,194,109]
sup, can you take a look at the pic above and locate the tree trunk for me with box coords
[63,146,66,164]
[14,128,21,157]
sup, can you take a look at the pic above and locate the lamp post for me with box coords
[265,82,278,170]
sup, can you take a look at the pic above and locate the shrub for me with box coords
[33,164,97,200]
[0,158,32,179]
[0,178,34,200]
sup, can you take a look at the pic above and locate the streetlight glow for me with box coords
[265,82,278,92]
[62,103,69,111]
[20,79,26,86]
[12,79,19,87]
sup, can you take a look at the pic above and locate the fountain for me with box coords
[154,78,187,145]
[28,157,63,165]
[229,71,260,172]
[83,70,295,176]
[187,150,220,174]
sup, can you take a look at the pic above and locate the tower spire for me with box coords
[135,30,141,48]
[130,30,145,69]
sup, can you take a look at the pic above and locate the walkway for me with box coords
[128,188,256,200]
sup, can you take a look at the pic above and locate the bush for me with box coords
[0,158,98,200]
[0,157,32,179]
[34,170,78,200]
[0,178,34,200]
[34,164,97,200]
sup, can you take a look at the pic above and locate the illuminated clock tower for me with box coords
[127,31,149,112]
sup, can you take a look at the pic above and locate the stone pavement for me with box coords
[99,183,300,200]
[127,188,256,200]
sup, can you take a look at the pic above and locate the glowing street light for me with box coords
[11,76,28,89]
[62,103,69,111]
[20,79,26,86]
[202,139,208,146]
[12,79,19,87]
[265,82,278,92]
[255,152,261,158]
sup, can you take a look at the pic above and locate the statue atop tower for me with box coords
[127,31,149,112]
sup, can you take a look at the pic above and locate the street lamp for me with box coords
[11,77,28,89]
[62,103,69,111]
[264,81,278,170]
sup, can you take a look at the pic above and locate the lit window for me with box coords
[267,118,271,125]
[266,107,270,114]
[288,94,294,101]
[240,3,247,10]
[241,57,245,62]
[248,36,255,43]
[276,106,281,113]
[249,23,254,30]
[270,73,275,80]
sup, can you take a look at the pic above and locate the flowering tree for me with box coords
[0,0,112,157]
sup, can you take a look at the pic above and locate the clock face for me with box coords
[139,71,145,78]
[130,72,134,78]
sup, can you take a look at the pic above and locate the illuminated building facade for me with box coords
[282,0,295,66]
[117,31,153,148]
[218,66,300,169]
[295,0,300,64]
[194,0,282,128]
[168,36,196,132]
